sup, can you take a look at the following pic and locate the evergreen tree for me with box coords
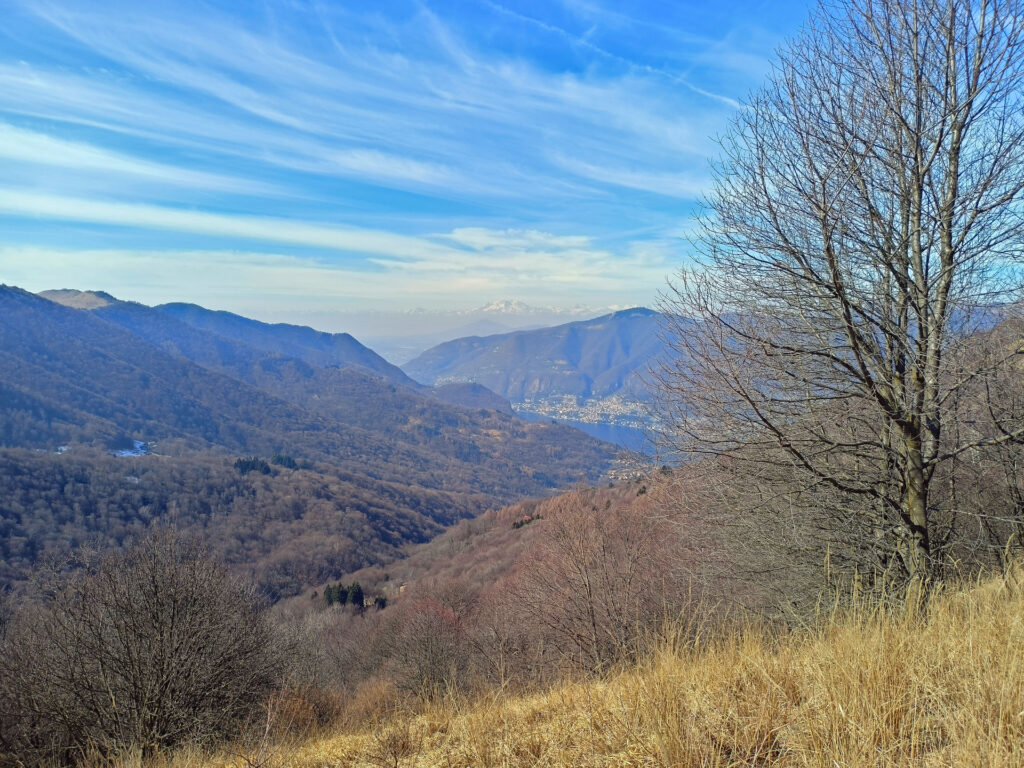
[347,582,364,610]
[233,457,270,476]
[271,453,297,469]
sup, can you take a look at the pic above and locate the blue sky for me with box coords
[0,0,812,328]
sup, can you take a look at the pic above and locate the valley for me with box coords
[0,285,619,598]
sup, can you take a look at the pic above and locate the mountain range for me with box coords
[0,286,617,597]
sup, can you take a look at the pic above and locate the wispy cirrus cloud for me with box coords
[0,123,275,194]
[550,153,711,198]
[445,228,592,250]
[0,190,458,259]
[6,1,734,199]
[0,0,811,317]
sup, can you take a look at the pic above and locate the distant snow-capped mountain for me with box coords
[393,299,621,319]
[459,299,623,317]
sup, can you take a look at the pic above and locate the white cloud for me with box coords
[323,149,458,186]
[445,228,592,250]
[366,225,672,293]
[0,193,676,293]
[0,0,789,314]
[551,154,711,198]
[0,190,457,259]
[4,1,728,205]
[0,123,274,194]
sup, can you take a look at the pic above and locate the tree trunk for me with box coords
[902,432,931,587]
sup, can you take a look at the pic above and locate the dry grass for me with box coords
[202,568,1024,767]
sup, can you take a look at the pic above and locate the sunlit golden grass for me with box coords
[202,568,1024,767]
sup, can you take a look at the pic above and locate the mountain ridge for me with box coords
[156,301,413,385]
[402,308,664,440]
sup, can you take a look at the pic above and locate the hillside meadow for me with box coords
[149,566,1024,768]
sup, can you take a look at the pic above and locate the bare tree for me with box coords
[385,596,467,695]
[0,531,283,764]
[507,489,679,671]
[658,0,1024,592]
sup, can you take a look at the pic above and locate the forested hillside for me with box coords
[7,0,1024,764]
[403,307,664,403]
[0,285,616,596]
[402,307,667,447]
[155,300,413,384]
[0,449,483,599]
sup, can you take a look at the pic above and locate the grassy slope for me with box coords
[230,568,1023,767]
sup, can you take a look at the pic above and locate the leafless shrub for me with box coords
[506,488,685,672]
[0,531,284,766]
[380,592,469,696]
[363,719,419,768]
